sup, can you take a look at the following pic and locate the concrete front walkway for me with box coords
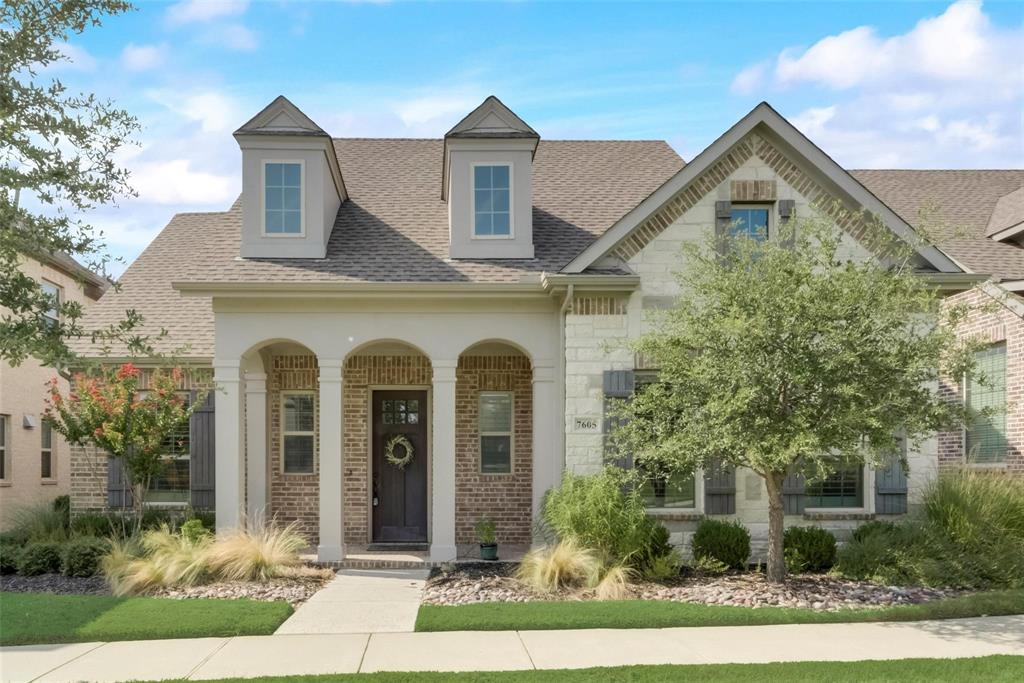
[2,615,1022,682]
[275,568,430,634]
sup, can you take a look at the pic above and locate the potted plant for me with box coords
[475,515,498,561]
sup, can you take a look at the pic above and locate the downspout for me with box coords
[558,284,574,480]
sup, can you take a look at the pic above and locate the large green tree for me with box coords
[611,211,983,583]
[1,0,140,370]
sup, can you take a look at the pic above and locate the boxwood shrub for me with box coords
[783,526,837,572]
[691,519,750,569]
[61,536,109,577]
[0,542,21,574]
[16,541,63,576]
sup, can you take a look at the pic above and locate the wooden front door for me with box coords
[372,390,428,543]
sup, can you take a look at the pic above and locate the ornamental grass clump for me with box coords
[203,522,307,582]
[517,540,601,593]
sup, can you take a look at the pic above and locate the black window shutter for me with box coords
[778,199,796,249]
[715,201,732,256]
[875,437,908,515]
[107,456,128,508]
[782,470,806,515]
[603,370,635,469]
[190,390,216,510]
[703,460,735,514]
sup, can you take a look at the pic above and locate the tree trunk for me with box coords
[764,471,787,584]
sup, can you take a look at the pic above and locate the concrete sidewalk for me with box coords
[2,615,1022,682]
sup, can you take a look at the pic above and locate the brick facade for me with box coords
[938,287,1024,473]
[455,355,533,545]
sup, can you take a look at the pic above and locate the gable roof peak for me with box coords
[445,95,539,140]
[234,95,329,138]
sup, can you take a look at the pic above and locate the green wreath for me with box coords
[385,434,415,470]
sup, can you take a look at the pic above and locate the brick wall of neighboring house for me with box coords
[455,355,533,545]
[342,354,432,545]
[268,354,320,541]
[938,288,1024,473]
[68,367,212,516]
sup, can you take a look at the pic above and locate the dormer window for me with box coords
[264,161,303,235]
[473,164,512,238]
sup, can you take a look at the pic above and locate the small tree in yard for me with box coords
[44,362,203,533]
[611,210,985,583]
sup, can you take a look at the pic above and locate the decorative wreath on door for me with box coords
[384,434,415,470]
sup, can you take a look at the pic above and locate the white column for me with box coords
[317,359,345,562]
[430,360,458,562]
[244,371,268,522]
[214,361,244,532]
[532,360,560,527]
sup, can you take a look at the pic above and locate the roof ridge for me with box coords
[331,137,672,144]
[850,168,1024,172]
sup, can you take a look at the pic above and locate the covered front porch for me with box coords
[208,302,561,563]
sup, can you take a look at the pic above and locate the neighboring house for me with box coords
[0,253,107,530]
[70,96,1023,561]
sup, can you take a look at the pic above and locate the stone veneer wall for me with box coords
[69,367,212,515]
[455,355,533,545]
[938,288,1024,473]
[341,354,432,545]
[267,355,320,541]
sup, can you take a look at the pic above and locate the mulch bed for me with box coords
[422,564,963,611]
[0,573,109,596]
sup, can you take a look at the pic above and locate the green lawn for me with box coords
[416,589,1024,632]
[0,592,293,645]
[157,657,1024,682]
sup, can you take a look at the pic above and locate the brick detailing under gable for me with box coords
[609,133,877,263]
[455,355,533,545]
[730,179,777,202]
[342,354,432,545]
[268,355,320,542]
[572,296,630,316]
[938,289,1024,473]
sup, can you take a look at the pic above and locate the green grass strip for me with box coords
[415,589,1024,632]
[0,591,293,646]
[159,656,1024,683]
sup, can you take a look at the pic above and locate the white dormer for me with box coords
[443,96,539,260]
[234,96,346,259]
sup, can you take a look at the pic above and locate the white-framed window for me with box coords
[40,280,61,328]
[966,342,1007,464]
[263,161,304,236]
[0,414,9,481]
[40,419,53,480]
[479,392,513,474]
[282,392,315,474]
[147,392,190,504]
[472,164,512,238]
[730,205,770,242]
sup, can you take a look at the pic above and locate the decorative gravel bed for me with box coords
[0,573,109,596]
[1,567,335,607]
[422,564,962,611]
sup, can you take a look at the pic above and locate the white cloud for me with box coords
[165,0,249,26]
[120,43,166,72]
[129,159,236,205]
[218,24,259,51]
[731,1,1023,167]
[52,42,97,71]
[395,94,482,128]
[730,61,768,95]
[146,91,245,133]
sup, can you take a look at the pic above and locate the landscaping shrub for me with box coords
[594,564,634,600]
[542,469,675,570]
[61,537,109,577]
[71,513,117,538]
[0,542,21,574]
[835,522,917,584]
[783,526,836,573]
[180,519,211,544]
[17,541,63,576]
[851,520,900,543]
[204,522,306,581]
[691,519,750,569]
[52,495,71,531]
[7,501,69,543]
[517,540,601,593]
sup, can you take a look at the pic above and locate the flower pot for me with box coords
[480,543,498,561]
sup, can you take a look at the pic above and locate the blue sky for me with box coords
[49,0,1023,273]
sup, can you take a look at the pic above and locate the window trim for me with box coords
[479,391,514,475]
[470,162,515,241]
[40,419,54,481]
[803,463,868,512]
[0,414,9,483]
[281,390,316,475]
[40,279,62,327]
[261,159,306,238]
[963,341,1008,465]
[729,203,772,242]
